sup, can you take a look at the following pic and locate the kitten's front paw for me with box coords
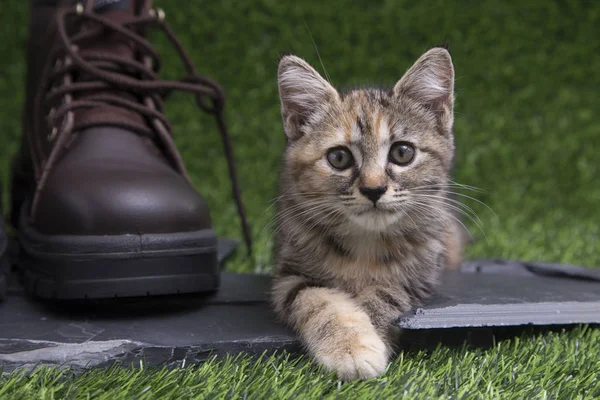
[317,330,389,381]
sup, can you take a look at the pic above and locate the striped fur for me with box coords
[272,47,461,380]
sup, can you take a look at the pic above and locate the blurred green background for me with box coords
[0,0,598,398]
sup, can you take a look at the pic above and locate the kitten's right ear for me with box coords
[278,55,339,141]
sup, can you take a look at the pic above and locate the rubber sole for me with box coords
[16,206,220,300]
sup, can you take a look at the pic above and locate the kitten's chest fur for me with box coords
[276,202,446,296]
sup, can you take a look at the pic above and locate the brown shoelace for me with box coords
[35,2,252,254]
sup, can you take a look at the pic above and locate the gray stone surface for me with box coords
[1,247,599,373]
[397,259,600,329]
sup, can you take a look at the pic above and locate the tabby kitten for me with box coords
[271,47,461,380]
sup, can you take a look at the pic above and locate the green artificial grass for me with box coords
[1,326,599,399]
[1,0,599,398]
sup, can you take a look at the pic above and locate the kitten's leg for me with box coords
[445,217,469,271]
[444,233,463,270]
[355,286,412,349]
[272,275,389,380]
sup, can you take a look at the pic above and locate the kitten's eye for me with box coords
[389,142,415,165]
[326,147,354,170]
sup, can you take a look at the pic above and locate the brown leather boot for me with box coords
[12,0,252,299]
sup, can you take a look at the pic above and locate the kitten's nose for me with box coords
[359,185,388,204]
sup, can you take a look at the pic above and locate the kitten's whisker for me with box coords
[269,193,352,205]
[285,206,342,245]
[413,190,496,218]
[444,192,496,217]
[261,199,335,235]
[399,202,427,225]
[408,199,485,241]
[268,199,340,237]
[397,204,418,228]
[302,208,343,241]
[255,187,296,223]
[267,196,341,211]
[270,205,334,241]
[408,182,484,193]
[405,200,477,242]
[273,191,347,199]
[265,202,332,231]
[448,180,485,193]
[409,194,484,226]
[409,196,484,232]
[266,197,332,215]
[323,210,345,237]
[267,187,295,203]
[303,20,332,84]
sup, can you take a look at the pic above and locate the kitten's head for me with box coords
[277,47,455,233]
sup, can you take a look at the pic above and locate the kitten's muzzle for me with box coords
[359,186,388,204]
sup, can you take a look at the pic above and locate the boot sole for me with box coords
[16,206,220,300]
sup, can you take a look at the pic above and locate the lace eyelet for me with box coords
[149,8,165,22]
[46,108,56,124]
[47,127,58,142]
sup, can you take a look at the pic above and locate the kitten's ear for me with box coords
[278,55,339,141]
[393,47,455,134]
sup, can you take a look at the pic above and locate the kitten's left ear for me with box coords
[393,47,455,134]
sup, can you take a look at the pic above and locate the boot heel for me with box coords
[9,157,32,231]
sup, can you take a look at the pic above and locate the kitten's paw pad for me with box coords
[319,333,389,381]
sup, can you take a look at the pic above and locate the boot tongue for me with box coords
[90,0,131,13]
[80,0,136,58]
[78,0,136,67]
[74,0,150,132]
